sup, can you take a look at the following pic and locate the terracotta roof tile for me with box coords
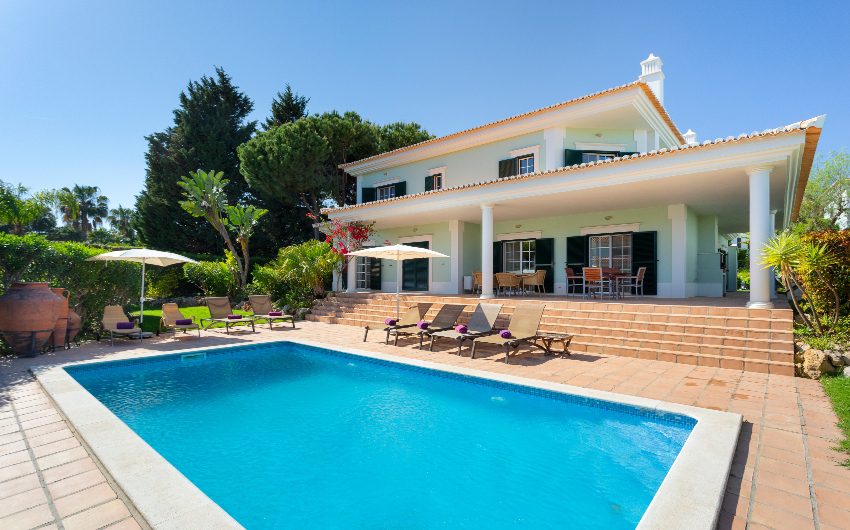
[340,82,683,170]
[324,117,823,215]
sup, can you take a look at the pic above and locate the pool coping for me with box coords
[33,338,741,530]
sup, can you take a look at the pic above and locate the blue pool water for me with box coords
[67,342,694,529]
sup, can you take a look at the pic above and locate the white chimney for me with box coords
[639,53,665,105]
[683,129,698,146]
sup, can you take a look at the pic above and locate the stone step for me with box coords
[308,293,796,375]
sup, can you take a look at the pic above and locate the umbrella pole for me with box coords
[140,260,145,323]
[396,250,400,320]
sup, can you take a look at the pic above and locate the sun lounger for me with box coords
[160,303,201,339]
[470,303,545,363]
[428,303,503,355]
[248,295,295,330]
[201,297,255,334]
[390,304,465,349]
[101,305,144,346]
[363,303,430,343]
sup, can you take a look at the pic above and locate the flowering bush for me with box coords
[307,212,374,256]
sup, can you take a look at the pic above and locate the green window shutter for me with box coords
[369,258,382,290]
[424,175,434,191]
[631,231,657,295]
[566,235,588,273]
[394,181,406,197]
[534,237,555,293]
[493,241,503,273]
[498,158,516,178]
[361,187,376,203]
[564,149,583,166]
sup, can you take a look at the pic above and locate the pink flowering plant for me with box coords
[307,213,376,290]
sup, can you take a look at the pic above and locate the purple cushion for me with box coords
[384,318,397,326]
[417,321,429,330]
[175,318,192,325]
[116,321,134,330]
[268,311,283,317]
[499,329,512,339]
[455,324,468,334]
[227,314,241,320]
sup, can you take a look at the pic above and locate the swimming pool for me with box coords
[59,341,703,529]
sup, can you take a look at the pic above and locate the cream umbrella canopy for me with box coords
[87,249,197,322]
[347,244,449,320]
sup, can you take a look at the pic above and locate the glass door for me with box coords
[589,234,632,272]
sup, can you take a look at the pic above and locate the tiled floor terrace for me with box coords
[1,321,848,529]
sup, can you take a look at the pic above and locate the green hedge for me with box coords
[801,230,850,317]
[0,233,142,338]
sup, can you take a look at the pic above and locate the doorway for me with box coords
[402,240,430,291]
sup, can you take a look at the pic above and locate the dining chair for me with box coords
[472,271,483,294]
[522,270,546,295]
[565,267,583,295]
[582,267,607,299]
[495,272,520,296]
[618,267,647,297]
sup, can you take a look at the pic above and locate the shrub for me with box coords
[0,233,141,338]
[801,230,850,317]
[184,260,237,298]
[249,240,340,308]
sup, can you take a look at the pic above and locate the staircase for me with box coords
[307,292,795,376]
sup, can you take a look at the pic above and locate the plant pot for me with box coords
[51,288,70,349]
[66,309,82,345]
[0,282,62,356]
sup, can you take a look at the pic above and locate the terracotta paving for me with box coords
[1,321,849,529]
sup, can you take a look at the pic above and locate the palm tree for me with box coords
[59,185,108,239]
[107,205,134,239]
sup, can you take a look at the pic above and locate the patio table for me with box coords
[530,332,573,356]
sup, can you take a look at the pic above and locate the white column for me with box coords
[449,220,463,294]
[346,257,357,293]
[747,167,774,309]
[667,204,687,298]
[769,209,778,299]
[480,204,495,299]
[634,129,648,153]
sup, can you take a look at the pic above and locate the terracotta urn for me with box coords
[51,288,70,349]
[0,282,62,356]
[66,309,82,345]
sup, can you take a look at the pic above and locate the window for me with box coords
[589,234,632,272]
[503,239,536,273]
[517,155,534,175]
[432,173,443,190]
[376,185,396,200]
[355,257,370,289]
[581,152,617,163]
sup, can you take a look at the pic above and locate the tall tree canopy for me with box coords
[264,84,309,130]
[58,185,108,239]
[796,151,850,232]
[134,67,257,253]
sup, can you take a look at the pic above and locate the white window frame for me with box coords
[428,166,447,191]
[503,239,536,274]
[581,152,617,163]
[376,185,396,201]
[588,233,633,273]
[517,155,534,175]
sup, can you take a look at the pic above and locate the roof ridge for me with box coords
[325,116,823,214]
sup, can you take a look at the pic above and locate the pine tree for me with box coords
[135,67,257,253]
[263,84,309,130]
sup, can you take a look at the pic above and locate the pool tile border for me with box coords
[34,338,741,530]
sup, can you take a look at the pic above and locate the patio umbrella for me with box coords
[87,249,197,322]
[347,244,449,320]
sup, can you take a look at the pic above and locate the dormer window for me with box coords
[517,155,534,175]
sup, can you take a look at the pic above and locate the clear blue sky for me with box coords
[2,0,848,210]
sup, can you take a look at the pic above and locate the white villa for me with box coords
[326,54,824,309]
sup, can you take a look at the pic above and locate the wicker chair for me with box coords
[472,272,483,294]
[495,272,521,296]
[521,270,546,295]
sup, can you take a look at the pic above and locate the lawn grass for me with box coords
[821,375,850,467]
[128,305,250,333]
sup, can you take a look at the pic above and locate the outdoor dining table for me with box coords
[601,268,628,299]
